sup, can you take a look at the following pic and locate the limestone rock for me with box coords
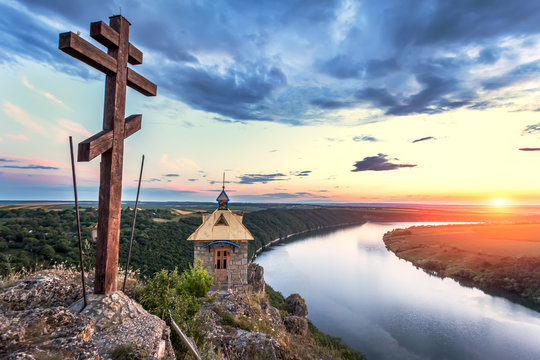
[248,262,265,294]
[0,270,175,360]
[283,315,308,336]
[196,291,286,359]
[282,293,308,317]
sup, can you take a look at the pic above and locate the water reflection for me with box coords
[255,222,540,360]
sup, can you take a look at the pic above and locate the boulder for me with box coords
[0,271,175,359]
[282,293,308,317]
[247,263,265,294]
[283,315,308,336]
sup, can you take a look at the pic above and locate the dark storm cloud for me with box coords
[237,173,288,184]
[1,165,59,170]
[416,1,540,45]
[353,135,378,142]
[310,98,355,110]
[355,88,398,108]
[318,56,399,80]
[351,154,417,172]
[5,0,540,124]
[412,136,436,143]
[158,63,287,121]
[483,60,540,90]
[318,55,362,79]
[477,47,502,65]
[0,2,97,79]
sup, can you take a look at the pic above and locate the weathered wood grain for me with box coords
[127,68,157,96]
[59,15,156,295]
[90,21,143,65]
[59,32,116,75]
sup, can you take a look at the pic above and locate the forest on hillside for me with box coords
[0,206,367,278]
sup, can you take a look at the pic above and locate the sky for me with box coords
[2,0,540,204]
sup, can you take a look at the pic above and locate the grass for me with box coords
[111,344,136,360]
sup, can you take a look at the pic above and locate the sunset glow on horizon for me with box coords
[2,1,540,205]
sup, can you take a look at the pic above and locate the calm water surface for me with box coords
[255,222,540,360]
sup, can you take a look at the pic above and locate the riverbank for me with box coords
[383,223,540,311]
[252,222,361,258]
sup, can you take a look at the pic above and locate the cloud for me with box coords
[237,173,289,184]
[0,155,74,175]
[522,123,540,135]
[325,137,344,142]
[22,77,64,105]
[163,173,180,177]
[4,134,30,141]
[1,165,59,170]
[160,155,199,171]
[519,148,540,151]
[351,154,417,172]
[3,0,540,126]
[156,61,287,121]
[260,192,328,199]
[2,101,48,135]
[412,136,436,143]
[188,178,198,182]
[353,135,378,142]
[57,119,91,137]
[291,170,312,177]
[483,60,540,90]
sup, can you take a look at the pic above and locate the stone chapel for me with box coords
[187,187,254,289]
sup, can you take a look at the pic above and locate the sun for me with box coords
[492,198,507,207]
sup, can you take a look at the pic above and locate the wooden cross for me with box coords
[59,15,157,294]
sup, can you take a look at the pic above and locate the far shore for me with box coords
[383,223,540,311]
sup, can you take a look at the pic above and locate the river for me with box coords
[254,222,540,360]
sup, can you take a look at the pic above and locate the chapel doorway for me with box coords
[214,248,229,285]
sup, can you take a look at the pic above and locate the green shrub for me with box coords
[265,283,285,309]
[139,264,214,358]
[178,258,213,297]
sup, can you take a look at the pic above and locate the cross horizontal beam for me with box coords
[78,114,142,162]
[127,68,157,96]
[90,21,143,65]
[59,32,116,75]
[59,32,157,97]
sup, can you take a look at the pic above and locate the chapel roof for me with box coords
[187,209,254,241]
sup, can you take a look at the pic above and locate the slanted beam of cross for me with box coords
[59,15,156,294]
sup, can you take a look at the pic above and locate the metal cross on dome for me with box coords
[59,15,157,294]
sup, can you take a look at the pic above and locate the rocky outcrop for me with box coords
[195,276,350,359]
[283,315,308,336]
[247,262,265,294]
[282,293,308,317]
[0,269,174,360]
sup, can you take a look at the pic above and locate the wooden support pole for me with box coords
[122,154,144,292]
[69,136,87,309]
